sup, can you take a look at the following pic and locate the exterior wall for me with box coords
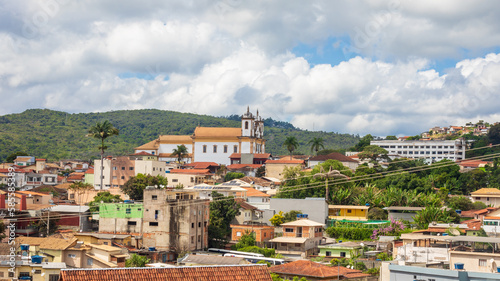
[69,188,128,205]
[270,198,328,224]
[481,218,500,234]
[265,163,303,180]
[193,141,239,165]
[93,158,112,189]
[134,160,167,177]
[165,173,207,188]
[318,247,362,258]
[329,207,368,220]
[472,195,500,207]
[231,225,275,242]
[159,143,194,158]
[388,211,418,222]
[449,251,500,273]
[64,249,85,268]
[84,172,94,185]
[141,189,209,252]
[99,203,144,234]
[371,139,466,162]
[110,157,135,188]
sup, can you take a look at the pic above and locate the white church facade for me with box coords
[134,108,266,166]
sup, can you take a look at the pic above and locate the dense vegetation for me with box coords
[0,108,359,162]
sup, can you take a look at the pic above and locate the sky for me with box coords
[1,1,500,136]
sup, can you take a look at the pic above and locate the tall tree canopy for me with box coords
[208,192,240,248]
[121,174,168,200]
[87,120,119,189]
[171,144,189,163]
[283,136,299,159]
[308,137,325,155]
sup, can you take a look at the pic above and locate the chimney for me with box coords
[20,195,27,211]
[0,194,5,209]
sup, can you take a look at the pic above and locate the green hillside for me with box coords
[0,109,358,162]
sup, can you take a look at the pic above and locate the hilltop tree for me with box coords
[358,145,389,163]
[87,120,119,190]
[172,144,189,163]
[283,136,299,160]
[308,137,325,155]
[5,151,29,163]
[88,191,123,213]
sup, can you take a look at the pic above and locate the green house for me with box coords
[99,202,143,218]
[318,242,363,258]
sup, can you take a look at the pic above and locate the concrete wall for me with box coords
[269,198,328,224]
[449,251,500,273]
[388,212,418,222]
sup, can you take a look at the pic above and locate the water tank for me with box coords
[124,200,133,204]
[454,263,464,270]
[303,214,308,219]
[455,210,462,215]
[31,255,43,264]
[296,214,302,219]
[20,244,29,251]
[497,266,500,273]
[148,247,156,251]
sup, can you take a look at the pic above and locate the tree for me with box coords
[233,230,256,250]
[446,196,474,211]
[358,145,389,163]
[125,254,150,267]
[283,210,303,223]
[31,215,59,236]
[69,182,93,205]
[121,174,168,200]
[488,123,500,145]
[350,134,374,151]
[308,137,325,155]
[171,144,189,163]
[256,166,266,177]
[283,136,299,160]
[5,151,28,163]
[368,207,387,220]
[269,211,284,226]
[225,172,245,181]
[413,206,455,229]
[385,135,398,140]
[208,192,240,248]
[87,120,119,190]
[88,191,123,213]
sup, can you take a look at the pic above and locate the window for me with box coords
[113,176,117,179]
[70,194,75,199]
[87,257,93,266]
[128,221,137,226]
[285,228,294,233]
[294,243,301,247]
[347,209,352,213]
[129,167,134,170]
[198,235,201,242]
[152,195,158,200]
[198,222,201,227]
[191,236,194,244]
[121,176,125,179]
[172,179,178,183]
[126,208,131,214]
[326,251,331,256]
[121,167,125,170]
[237,231,242,237]
[234,145,238,153]
[149,222,159,226]
[340,252,346,257]
[479,259,487,267]
[213,145,217,153]
[68,254,76,258]
[245,121,249,129]
[224,145,228,153]
[49,275,60,281]
[192,223,195,228]
[203,145,207,153]
[103,242,108,245]
[113,166,117,170]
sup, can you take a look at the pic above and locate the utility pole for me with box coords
[47,210,50,237]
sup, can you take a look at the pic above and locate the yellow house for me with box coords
[16,237,78,263]
[328,205,369,221]
[471,188,500,207]
[0,256,66,281]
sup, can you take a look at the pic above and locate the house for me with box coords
[226,163,263,177]
[165,168,213,188]
[85,244,128,268]
[385,206,423,222]
[49,205,92,232]
[459,160,492,171]
[230,224,275,245]
[185,181,248,199]
[242,186,270,208]
[269,260,373,280]
[14,156,36,166]
[229,153,271,165]
[24,170,58,189]
[232,198,264,225]
[182,162,220,173]
[318,242,364,258]
[328,205,369,221]
[268,198,329,225]
[73,233,132,247]
[386,263,500,281]
[472,207,500,220]
[84,168,94,186]
[308,152,360,170]
[16,236,78,263]
[98,202,144,236]
[482,216,500,235]
[264,159,305,180]
[0,254,66,281]
[58,265,273,281]
[448,236,500,273]
[177,254,250,266]
[268,216,325,256]
[134,109,266,166]
[471,188,500,207]
[17,190,53,205]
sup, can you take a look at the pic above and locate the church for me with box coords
[134,108,267,166]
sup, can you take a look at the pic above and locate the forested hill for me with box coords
[0,109,359,162]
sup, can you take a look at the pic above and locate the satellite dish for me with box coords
[450,229,460,236]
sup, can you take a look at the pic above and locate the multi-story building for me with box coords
[98,188,209,255]
[370,139,466,162]
[134,109,266,166]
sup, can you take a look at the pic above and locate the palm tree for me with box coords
[308,137,325,155]
[283,136,299,160]
[172,145,189,163]
[87,120,119,190]
[313,166,349,203]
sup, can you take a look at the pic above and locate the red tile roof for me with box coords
[229,153,271,159]
[242,187,270,197]
[183,162,220,169]
[269,260,370,279]
[236,198,258,211]
[227,164,263,170]
[265,159,305,164]
[169,169,211,175]
[129,151,156,156]
[85,168,94,174]
[59,265,272,281]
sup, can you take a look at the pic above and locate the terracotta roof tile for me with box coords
[16,237,77,250]
[59,265,272,281]
[265,159,305,164]
[242,187,270,197]
[183,162,220,169]
[169,169,211,175]
[309,152,359,163]
[227,164,263,170]
[471,188,500,195]
[194,127,241,137]
[129,151,156,156]
[134,139,159,150]
[269,260,369,279]
[235,198,258,210]
[229,153,271,159]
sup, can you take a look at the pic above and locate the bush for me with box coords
[325,227,373,241]
[366,267,380,276]
[225,172,245,181]
[237,246,276,257]
[367,207,387,220]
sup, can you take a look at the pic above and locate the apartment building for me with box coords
[370,139,466,162]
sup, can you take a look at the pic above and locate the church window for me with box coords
[213,145,217,153]
[234,145,238,153]
[203,145,207,153]
[224,145,228,153]
[245,121,249,129]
